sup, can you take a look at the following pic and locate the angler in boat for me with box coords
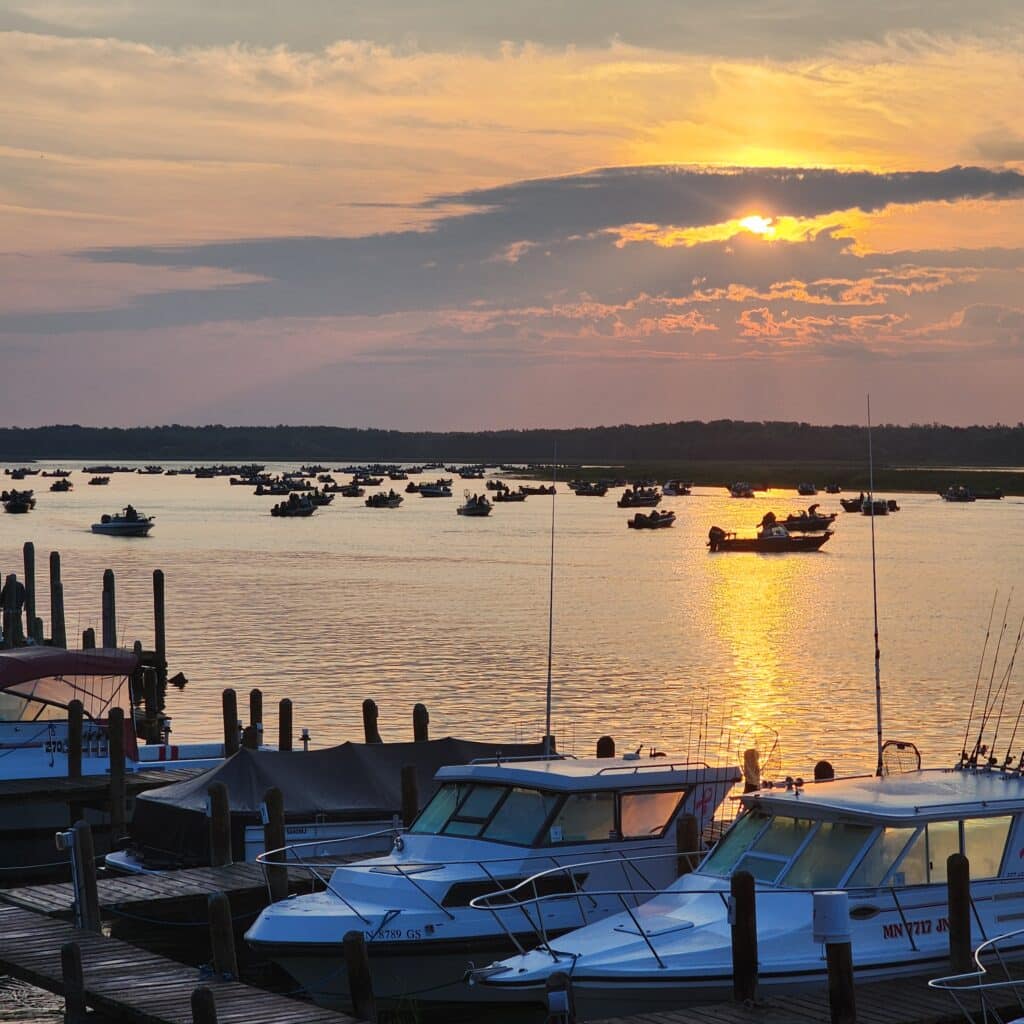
[627,510,676,529]
[707,513,832,552]
[271,494,316,517]
[2,489,35,514]
[91,505,155,536]
[245,753,741,1011]
[780,504,837,532]
[366,490,403,508]
[618,486,662,508]
[456,492,492,516]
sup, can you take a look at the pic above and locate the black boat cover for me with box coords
[129,736,548,867]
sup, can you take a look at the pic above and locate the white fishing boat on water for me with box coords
[91,505,154,536]
[245,753,741,1011]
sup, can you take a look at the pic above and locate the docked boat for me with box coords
[728,482,755,498]
[366,490,403,509]
[245,753,742,1011]
[2,489,35,514]
[618,487,661,509]
[91,506,155,536]
[270,495,315,517]
[940,486,977,502]
[49,479,73,492]
[456,492,492,516]
[662,480,692,496]
[780,504,837,532]
[628,510,676,529]
[707,521,832,552]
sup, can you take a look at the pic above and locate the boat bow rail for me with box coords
[929,926,1024,1022]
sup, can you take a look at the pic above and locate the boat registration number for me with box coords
[365,929,422,941]
[882,917,948,940]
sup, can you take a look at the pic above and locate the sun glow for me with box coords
[739,215,776,237]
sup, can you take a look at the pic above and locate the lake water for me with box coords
[2,463,1023,778]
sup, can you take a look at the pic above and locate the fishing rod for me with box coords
[961,591,1000,764]
[543,447,557,757]
[868,396,884,778]
[989,615,1024,764]
[971,591,1013,764]
[999,617,1024,767]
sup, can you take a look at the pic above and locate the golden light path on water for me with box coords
[1,467,1021,777]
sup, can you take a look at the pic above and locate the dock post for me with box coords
[61,941,87,1024]
[262,786,288,903]
[222,689,239,757]
[815,890,855,1024]
[362,699,382,743]
[208,782,232,867]
[278,698,293,752]
[545,970,576,1024]
[71,821,101,933]
[242,725,259,750]
[153,569,166,682]
[67,699,84,779]
[190,985,218,1024]
[32,615,44,643]
[82,628,95,650]
[948,853,972,974]
[22,542,35,641]
[730,869,757,1003]
[343,930,378,1022]
[596,735,615,758]
[675,813,699,876]
[207,892,238,980]
[249,688,263,747]
[50,551,66,648]
[102,569,116,648]
[413,702,429,742]
[108,706,127,846]
[401,765,419,828]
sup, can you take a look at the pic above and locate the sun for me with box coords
[739,214,776,238]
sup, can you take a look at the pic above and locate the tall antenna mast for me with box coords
[543,445,557,755]
[868,396,884,777]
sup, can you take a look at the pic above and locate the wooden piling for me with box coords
[153,569,166,675]
[67,700,84,780]
[545,970,576,1024]
[208,782,232,868]
[22,542,35,641]
[596,735,615,758]
[675,813,699,876]
[32,615,43,643]
[413,702,429,742]
[82,628,95,650]
[50,551,66,648]
[222,689,239,757]
[190,985,218,1024]
[262,787,288,904]
[102,569,116,648]
[249,688,263,740]
[730,869,758,1003]
[278,698,293,752]
[72,821,101,933]
[207,892,238,981]
[948,852,972,974]
[826,940,856,1024]
[342,930,378,1023]
[61,941,87,1024]
[362,699,382,744]
[401,765,419,828]
[108,707,127,846]
[241,725,259,750]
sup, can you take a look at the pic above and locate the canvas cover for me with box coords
[128,736,548,867]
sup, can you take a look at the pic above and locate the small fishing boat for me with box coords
[419,481,452,498]
[520,484,556,496]
[486,480,509,491]
[270,496,315,518]
[573,482,608,496]
[796,482,818,496]
[973,488,1004,500]
[365,490,403,508]
[2,490,34,514]
[840,493,867,512]
[824,483,841,494]
[728,482,755,498]
[91,506,155,536]
[456,491,492,516]
[307,490,335,507]
[862,499,889,516]
[339,483,365,498]
[707,521,832,552]
[627,510,676,529]
[662,480,692,496]
[780,504,837,532]
[405,481,420,493]
[618,487,661,508]
[138,465,164,475]
[49,479,73,492]
[493,489,526,502]
[88,476,110,486]
[940,486,977,502]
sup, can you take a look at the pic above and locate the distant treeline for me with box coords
[1,422,1023,465]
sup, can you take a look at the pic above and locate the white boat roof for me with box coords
[741,768,1024,824]
[435,756,742,792]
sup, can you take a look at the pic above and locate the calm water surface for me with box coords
[2,463,1023,777]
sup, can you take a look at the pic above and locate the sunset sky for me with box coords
[2,2,1023,428]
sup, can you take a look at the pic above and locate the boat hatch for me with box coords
[410,781,688,848]
[613,919,696,938]
[701,810,1014,889]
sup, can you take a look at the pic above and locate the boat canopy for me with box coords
[0,647,139,720]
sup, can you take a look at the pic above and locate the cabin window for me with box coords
[847,827,918,888]
[963,817,1012,878]
[442,784,507,837]
[700,811,769,876]
[409,783,463,835]
[729,816,814,883]
[620,790,686,839]
[782,822,873,888]
[891,829,928,886]
[926,820,961,884]
[548,792,616,844]
[483,787,559,845]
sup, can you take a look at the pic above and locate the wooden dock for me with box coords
[0,903,355,1024]
[0,766,202,804]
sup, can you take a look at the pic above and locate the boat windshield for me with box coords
[0,673,129,720]
[411,782,558,845]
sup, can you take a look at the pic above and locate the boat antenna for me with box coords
[868,396,884,778]
[962,590,1000,765]
[543,445,557,757]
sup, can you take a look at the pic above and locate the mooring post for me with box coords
[50,551,66,647]
[401,765,419,828]
[102,569,116,648]
[67,699,83,779]
[262,786,288,903]
[108,706,127,846]
[82,628,95,650]
[71,820,101,933]
[362,699,382,743]
[343,930,378,1022]
[596,735,615,758]
[222,688,239,756]
[22,542,35,640]
[208,782,232,867]
[730,869,758,1003]
[32,615,43,643]
[948,853,972,974]
[152,569,166,681]
[815,890,855,1024]
[413,702,429,742]
[242,724,259,750]
[278,698,293,752]
[207,892,238,980]
[249,687,263,746]
[675,813,700,876]
[190,985,218,1024]
[545,970,576,1024]
[61,941,87,1024]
